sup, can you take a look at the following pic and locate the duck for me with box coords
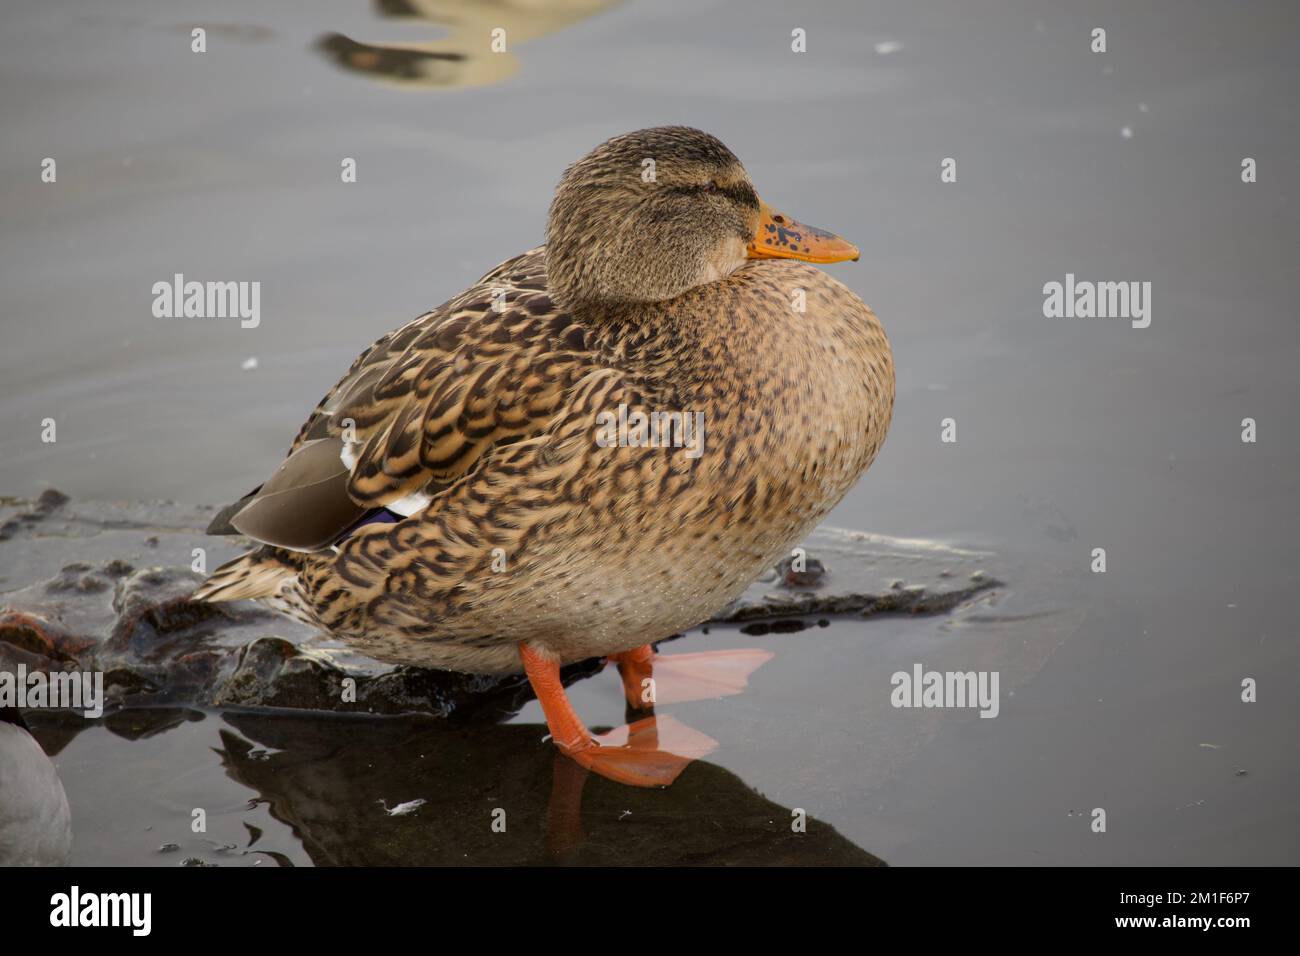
[193,126,894,787]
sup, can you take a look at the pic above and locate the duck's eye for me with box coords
[702,180,719,194]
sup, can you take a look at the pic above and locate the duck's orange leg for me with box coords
[519,643,715,788]
[545,753,590,860]
[607,644,774,709]
[607,644,656,710]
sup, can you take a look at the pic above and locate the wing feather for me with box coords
[217,248,614,550]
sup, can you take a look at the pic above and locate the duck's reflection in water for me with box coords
[217,711,886,866]
[316,0,621,90]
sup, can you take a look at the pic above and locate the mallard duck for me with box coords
[194,126,894,787]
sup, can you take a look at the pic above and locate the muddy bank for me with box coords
[0,490,999,719]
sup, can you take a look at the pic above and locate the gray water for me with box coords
[2,0,1298,865]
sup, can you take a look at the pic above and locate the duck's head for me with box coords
[545,126,859,309]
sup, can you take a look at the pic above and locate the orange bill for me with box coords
[746,199,859,263]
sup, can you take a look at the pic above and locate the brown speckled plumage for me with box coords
[195,127,894,677]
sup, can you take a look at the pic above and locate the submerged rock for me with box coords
[0,491,1000,718]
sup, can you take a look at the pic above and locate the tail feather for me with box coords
[192,548,297,603]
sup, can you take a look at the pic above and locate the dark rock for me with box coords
[36,488,70,513]
[774,553,827,587]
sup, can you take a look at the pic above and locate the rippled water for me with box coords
[2,0,1298,864]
